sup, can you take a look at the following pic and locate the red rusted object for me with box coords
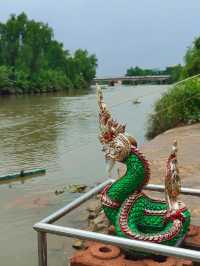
[70,242,126,266]
[184,225,200,250]
[70,225,200,266]
[70,242,192,266]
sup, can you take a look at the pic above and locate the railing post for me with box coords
[38,232,47,266]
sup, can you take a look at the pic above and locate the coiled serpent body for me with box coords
[101,146,190,248]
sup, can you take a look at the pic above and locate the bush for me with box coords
[0,66,13,94]
[146,78,200,139]
[0,13,97,94]
[35,69,73,92]
[73,75,88,89]
[15,69,31,93]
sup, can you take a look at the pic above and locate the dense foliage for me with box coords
[146,78,200,139]
[126,66,161,76]
[182,37,200,78]
[145,35,200,139]
[0,13,97,95]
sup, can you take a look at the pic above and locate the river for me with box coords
[0,84,169,266]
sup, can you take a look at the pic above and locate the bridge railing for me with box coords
[93,75,171,81]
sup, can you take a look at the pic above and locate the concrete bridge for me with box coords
[93,75,171,86]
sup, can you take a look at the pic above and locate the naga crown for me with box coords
[96,84,126,144]
[96,84,133,161]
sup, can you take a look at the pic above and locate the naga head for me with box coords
[96,84,137,175]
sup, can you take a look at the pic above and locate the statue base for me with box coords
[69,225,200,266]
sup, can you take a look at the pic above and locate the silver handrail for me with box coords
[33,179,200,266]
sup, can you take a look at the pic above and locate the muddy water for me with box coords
[0,85,169,266]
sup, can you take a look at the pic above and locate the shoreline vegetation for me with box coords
[0,13,97,95]
[0,14,199,140]
[145,35,200,139]
[146,78,200,139]
[125,65,182,84]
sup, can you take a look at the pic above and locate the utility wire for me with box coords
[3,73,200,141]
[110,73,200,108]
[55,90,200,157]
[173,73,200,87]
[148,92,200,116]
[14,87,165,138]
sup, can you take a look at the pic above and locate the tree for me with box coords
[183,37,200,77]
[164,65,183,82]
[0,13,98,94]
[73,49,97,83]
[0,66,14,94]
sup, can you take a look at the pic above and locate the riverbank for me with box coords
[142,123,200,226]
[146,78,200,139]
[79,123,200,250]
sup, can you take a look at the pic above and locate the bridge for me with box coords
[93,75,171,86]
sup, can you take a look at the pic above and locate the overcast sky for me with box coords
[1,0,200,76]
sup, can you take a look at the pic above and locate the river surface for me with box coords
[0,85,169,266]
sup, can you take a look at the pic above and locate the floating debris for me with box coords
[72,239,85,250]
[0,168,46,183]
[68,184,87,193]
[54,184,88,196]
[132,98,141,104]
[54,189,65,195]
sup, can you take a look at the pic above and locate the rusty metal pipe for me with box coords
[37,232,47,266]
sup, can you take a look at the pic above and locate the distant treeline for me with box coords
[126,36,200,83]
[0,13,97,95]
[126,65,182,83]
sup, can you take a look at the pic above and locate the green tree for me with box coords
[0,66,14,94]
[0,13,98,94]
[183,37,200,77]
[73,49,97,82]
[146,78,200,139]
[164,65,183,82]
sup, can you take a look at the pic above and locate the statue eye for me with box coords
[102,146,107,152]
[116,146,122,152]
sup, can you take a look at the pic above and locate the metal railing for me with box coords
[33,179,200,266]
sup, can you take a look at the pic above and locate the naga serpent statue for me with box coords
[96,85,190,252]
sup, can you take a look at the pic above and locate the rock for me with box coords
[72,239,84,250]
[96,194,101,200]
[86,200,101,213]
[90,212,110,232]
[68,184,87,193]
[92,213,105,225]
[88,212,97,220]
[95,223,108,231]
[54,189,65,195]
[132,98,141,104]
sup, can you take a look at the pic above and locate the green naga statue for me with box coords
[96,85,190,250]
